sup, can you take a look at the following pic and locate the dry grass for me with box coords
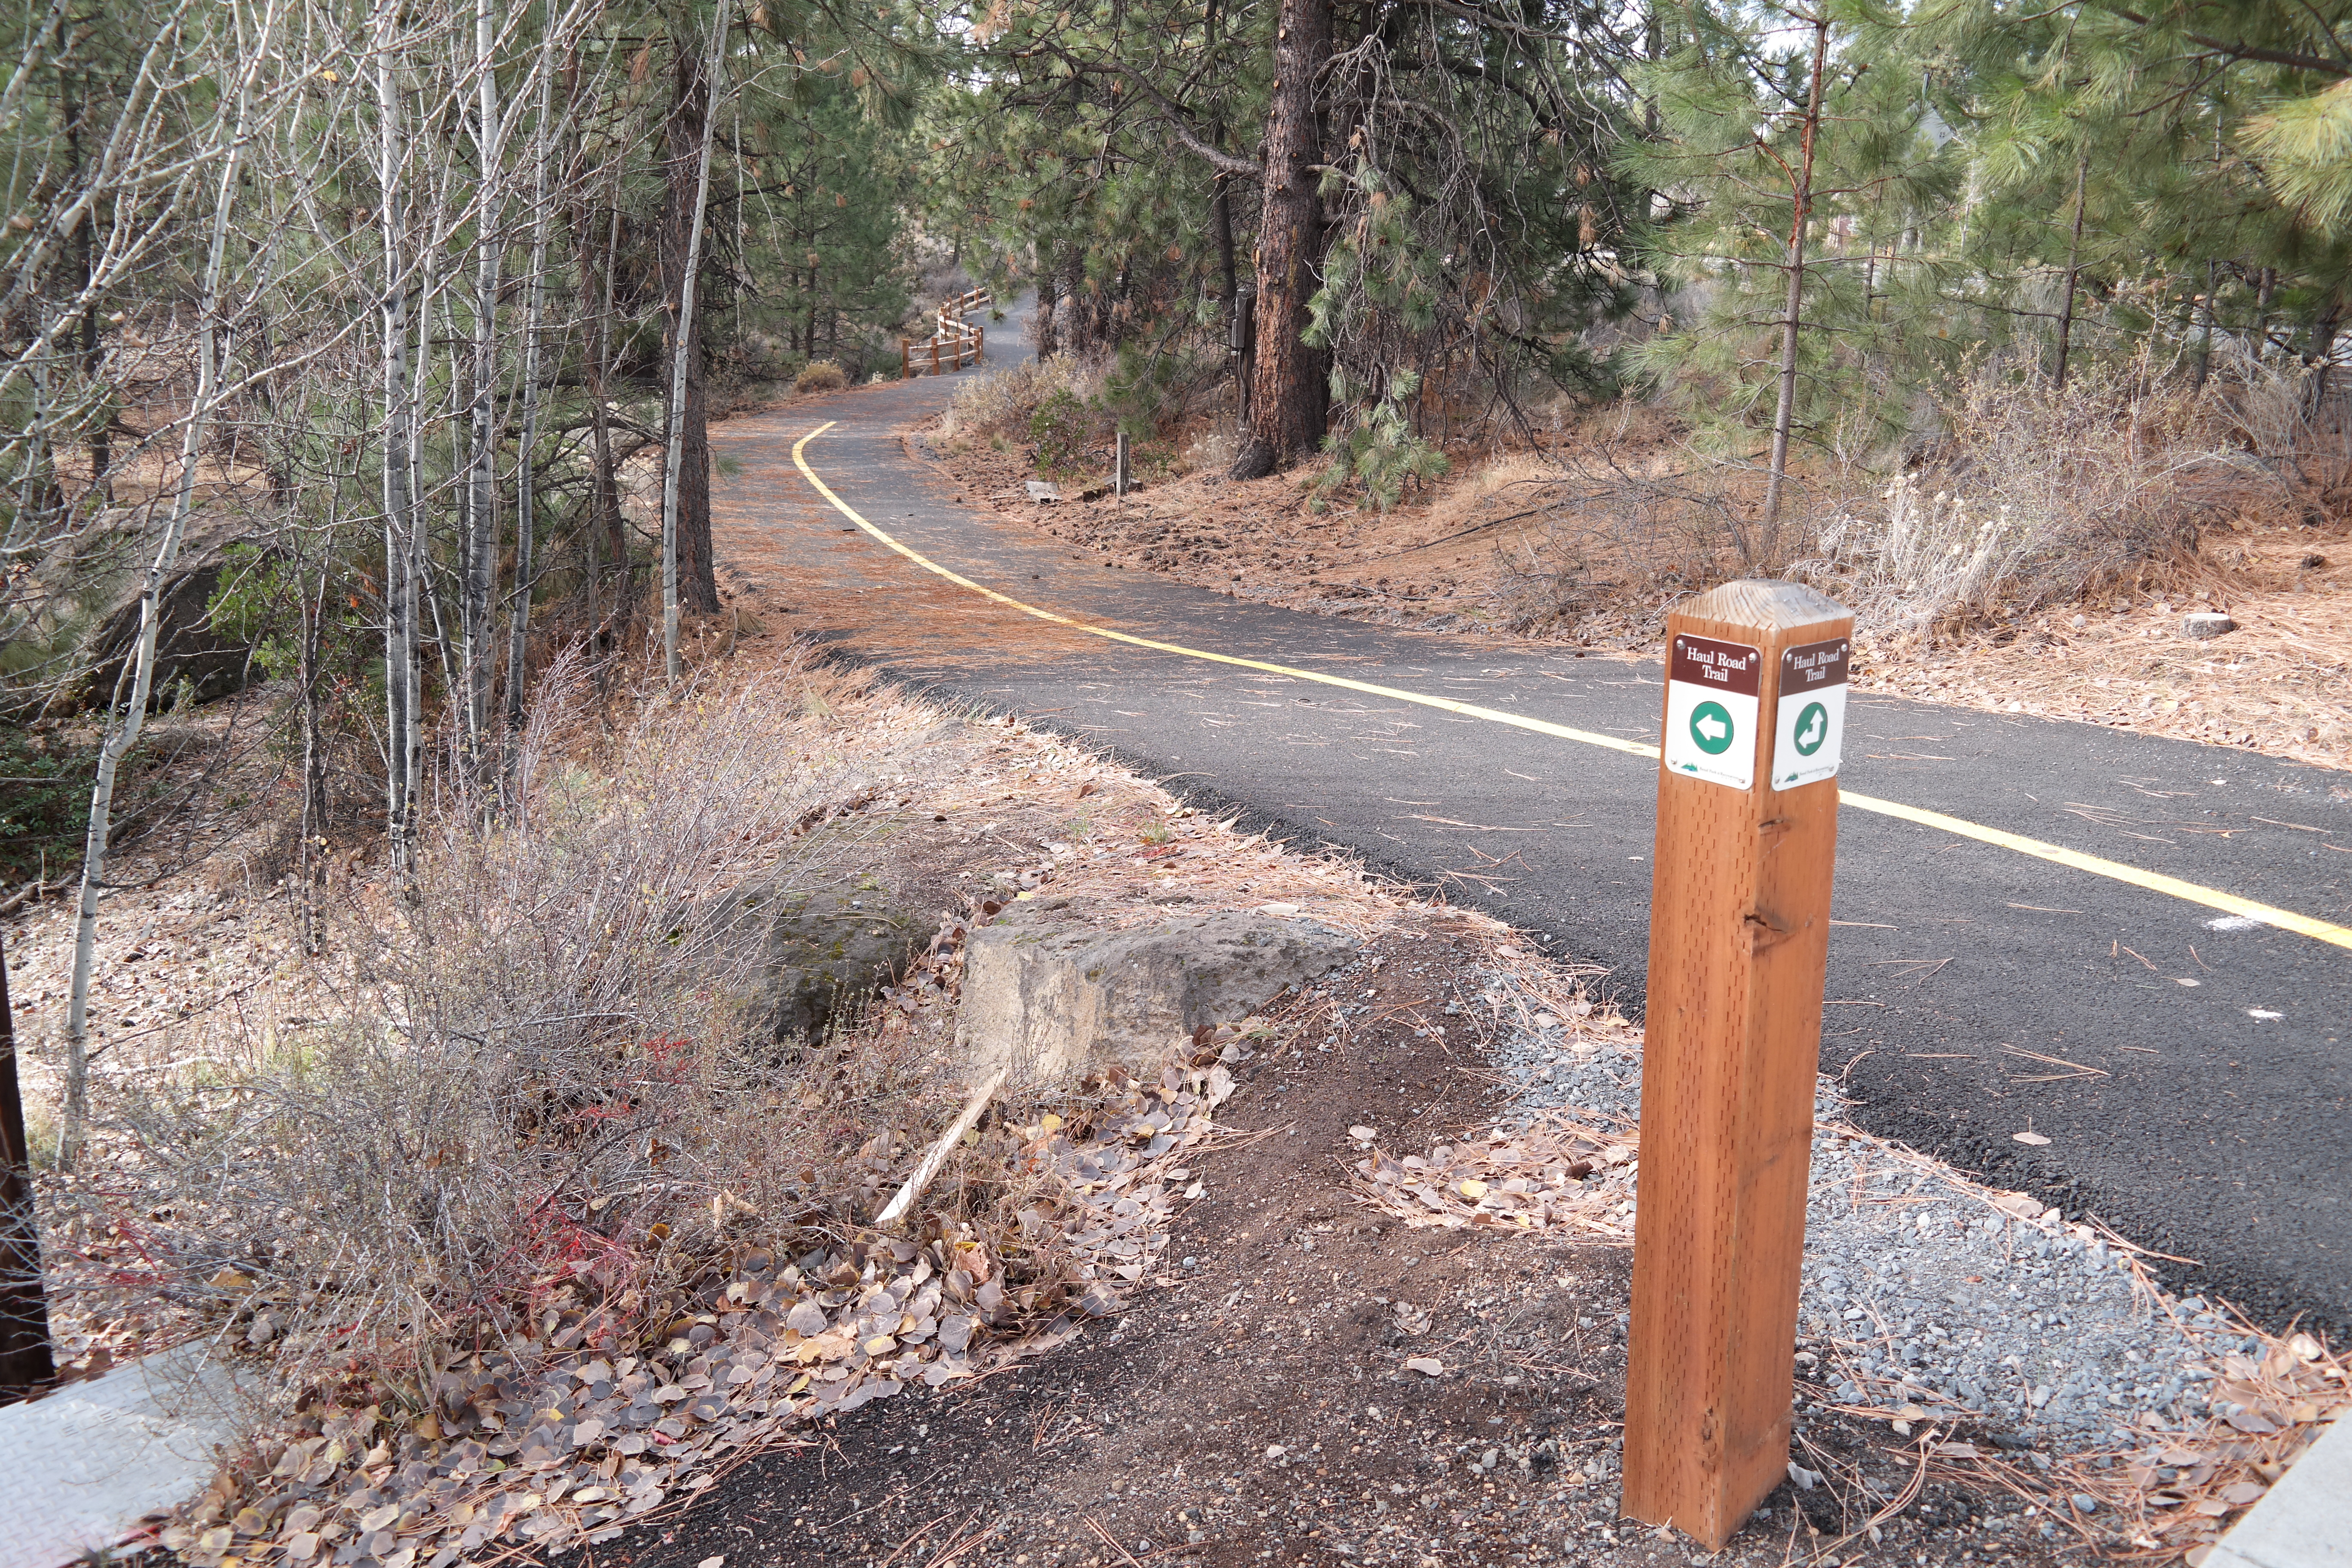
[1807,363,2264,635]
[937,354,1100,450]
[793,360,848,395]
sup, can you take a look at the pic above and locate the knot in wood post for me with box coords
[1622,579,1853,1552]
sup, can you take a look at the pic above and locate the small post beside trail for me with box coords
[900,338,909,380]
[931,337,941,377]
[1623,580,1853,1551]
[1115,431,1130,497]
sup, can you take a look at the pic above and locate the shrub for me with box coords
[940,354,1098,447]
[1808,361,2254,631]
[795,359,849,394]
[74,652,962,1407]
[1029,387,1096,478]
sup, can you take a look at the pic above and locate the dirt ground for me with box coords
[917,427,2352,776]
[595,916,2069,1568]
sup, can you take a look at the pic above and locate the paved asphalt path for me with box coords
[712,310,2352,1330]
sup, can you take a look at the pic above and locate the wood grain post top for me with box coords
[1672,578,1850,635]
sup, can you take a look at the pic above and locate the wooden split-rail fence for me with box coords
[900,287,992,378]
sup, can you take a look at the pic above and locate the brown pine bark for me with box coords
[659,36,721,616]
[0,929,55,1400]
[1229,0,1331,479]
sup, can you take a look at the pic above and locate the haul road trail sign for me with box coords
[1662,634,1763,788]
[1771,635,1850,789]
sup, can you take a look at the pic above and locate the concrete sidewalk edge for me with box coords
[2205,1409,2351,1568]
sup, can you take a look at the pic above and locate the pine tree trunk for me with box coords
[2192,258,2217,393]
[2053,151,2089,391]
[1757,12,1829,564]
[2306,295,2342,417]
[0,928,55,1397]
[1230,0,1332,480]
[660,14,727,681]
[1035,254,1059,359]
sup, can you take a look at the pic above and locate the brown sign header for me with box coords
[1669,634,1763,698]
[1781,637,1851,692]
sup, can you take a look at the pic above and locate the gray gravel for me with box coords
[1485,1008,2237,1451]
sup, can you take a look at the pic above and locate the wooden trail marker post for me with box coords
[1623,579,1853,1550]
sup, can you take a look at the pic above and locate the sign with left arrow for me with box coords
[1663,633,1763,789]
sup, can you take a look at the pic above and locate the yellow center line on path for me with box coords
[791,422,2352,954]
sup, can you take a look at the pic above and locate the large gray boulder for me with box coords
[956,903,1357,1085]
[724,875,924,1047]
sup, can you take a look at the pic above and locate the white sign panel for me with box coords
[1662,634,1763,790]
[1771,636,1850,789]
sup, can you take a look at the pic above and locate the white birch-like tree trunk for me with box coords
[376,1,421,861]
[661,10,729,685]
[463,0,503,763]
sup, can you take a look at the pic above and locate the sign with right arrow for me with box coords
[1771,636,1850,788]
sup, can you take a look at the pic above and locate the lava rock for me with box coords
[721,874,923,1046]
[957,906,1356,1084]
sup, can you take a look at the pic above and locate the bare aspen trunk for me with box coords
[377,4,420,861]
[65,86,109,499]
[506,44,557,735]
[2053,151,2089,391]
[63,76,252,1164]
[463,0,503,763]
[1230,0,1332,479]
[1758,12,1829,562]
[294,561,329,954]
[660,12,727,684]
[572,79,624,624]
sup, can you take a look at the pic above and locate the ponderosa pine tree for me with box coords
[1620,0,1958,563]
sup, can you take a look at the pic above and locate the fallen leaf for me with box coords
[2219,1482,2266,1506]
[2013,1131,2052,1146]
[1349,1125,1376,1141]
[1403,1357,1443,1377]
